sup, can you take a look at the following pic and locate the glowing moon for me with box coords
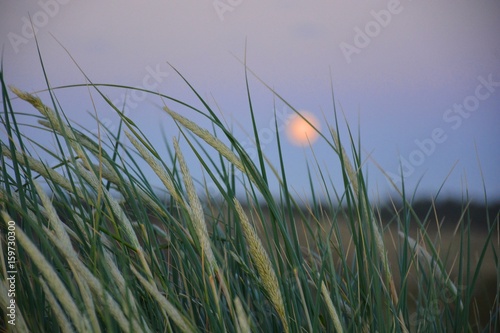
[286,111,320,146]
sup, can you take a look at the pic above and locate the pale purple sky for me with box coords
[1,0,499,202]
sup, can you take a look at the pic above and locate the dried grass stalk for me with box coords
[233,198,289,333]
[320,281,344,333]
[174,138,218,275]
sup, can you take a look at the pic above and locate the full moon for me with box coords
[286,111,320,146]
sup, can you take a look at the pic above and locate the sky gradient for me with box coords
[1,0,499,202]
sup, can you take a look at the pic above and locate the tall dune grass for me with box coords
[0,53,499,332]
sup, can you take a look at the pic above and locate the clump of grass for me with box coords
[0,50,498,333]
